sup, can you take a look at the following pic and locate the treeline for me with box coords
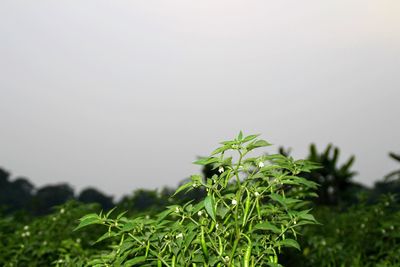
[1,143,400,217]
[1,142,400,266]
[0,169,114,216]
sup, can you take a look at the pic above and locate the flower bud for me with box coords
[218,166,224,173]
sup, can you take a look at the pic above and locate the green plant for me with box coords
[284,194,400,267]
[77,133,319,266]
[0,201,104,267]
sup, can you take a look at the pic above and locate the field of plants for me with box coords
[1,133,400,266]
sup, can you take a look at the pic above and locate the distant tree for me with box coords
[10,177,34,210]
[306,144,370,205]
[32,184,74,215]
[78,187,114,211]
[372,152,400,201]
[0,168,9,186]
[384,152,400,181]
[118,189,168,213]
[0,168,34,212]
[279,144,366,206]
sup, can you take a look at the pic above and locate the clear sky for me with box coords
[1,0,399,198]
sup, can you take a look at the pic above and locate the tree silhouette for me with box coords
[279,144,365,206]
[0,168,34,212]
[32,184,74,215]
[384,152,400,181]
[118,189,169,213]
[78,188,114,211]
[304,144,362,205]
[372,152,400,200]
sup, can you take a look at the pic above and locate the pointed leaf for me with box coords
[173,181,193,196]
[204,195,216,221]
[278,238,300,250]
[124,256,147,266]
[253,222,281,233]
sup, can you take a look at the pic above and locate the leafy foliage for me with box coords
[283,195,400,267]
[1,133,399,266]
[77,132,319,266]
[0,201,105,267]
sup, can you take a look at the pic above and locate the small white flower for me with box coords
[231,199,237,206]
[381,229,386,234]
[25,231,30,237]
[385,201,389,206]
[390,225,394,230]
[224,256,230,262]
[218,166,224,173]
[60,208,65,214]
[361,223,365,228]
[23,225,29,231]
[175,207,180,213]
[43,241,47,246]
[258,161,264,168]
[176,233,183,239]
[321,240,326,246]
[52,217,57,221]
[145,215,150,219]
[197,211,203,217]
[254,192,260,197]
[216,223,219,230]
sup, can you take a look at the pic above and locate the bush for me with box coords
[77,132,319,266]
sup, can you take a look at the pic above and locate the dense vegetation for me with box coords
[1,133,399,266]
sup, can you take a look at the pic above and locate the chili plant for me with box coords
[76,132,319,266]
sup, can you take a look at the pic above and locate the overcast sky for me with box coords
[1,0,399,198]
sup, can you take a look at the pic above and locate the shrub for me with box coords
[77,132,319,266]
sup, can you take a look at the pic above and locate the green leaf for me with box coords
[277,238,300,250]
[121,221,137,232]
[117,211,128,220]
[211,145,229,155]
[95,231,116,244]
[106,207,117,218]
[124,256,147,266]
[173,181,193,196]
[74,214,102,231]
[216,206,229,219]
[242,134,260,143]
[253,222,281,233]
[238,131,243,140]
[270,193,300,208]
[204,195,216,221]
[246,139,272,151]
[157,209,172,221]
[298,212,317,223]
[193,157,219,165]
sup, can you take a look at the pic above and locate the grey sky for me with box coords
[1,1,399,198]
